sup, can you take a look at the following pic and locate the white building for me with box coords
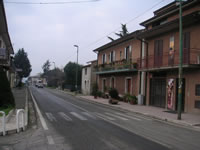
[81,60,97,95]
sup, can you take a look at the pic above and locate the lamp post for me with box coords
[52,62,56,69]
[177,0,186,120]
[74,45,79,91]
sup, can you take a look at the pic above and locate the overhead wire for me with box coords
[4,0,100,5]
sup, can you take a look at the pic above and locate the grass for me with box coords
[0,106,14,116]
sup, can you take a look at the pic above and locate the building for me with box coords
[93,30,142,97]
[0,0,14,87]
[81,60,97,95]
[138,0,200,113]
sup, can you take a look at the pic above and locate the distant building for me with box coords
[81,60,97,95]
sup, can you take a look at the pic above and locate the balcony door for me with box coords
[183,32,190,64]
[154,40,163,68]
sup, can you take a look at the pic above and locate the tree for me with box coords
[46,68,65,87]
[115,24,129,38]
[42,60,51,75]
[14,48,32,85]
[64,62,82,91]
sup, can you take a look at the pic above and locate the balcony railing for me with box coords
[138,48,200,70]
[95,59,138,74]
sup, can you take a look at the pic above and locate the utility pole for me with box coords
[177,0,184,120]
[74,45,79,91]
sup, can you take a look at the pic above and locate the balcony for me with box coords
[95,59,138,75]
[138,48,200,71]
[0,48,10,67]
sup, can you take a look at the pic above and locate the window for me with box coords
[169,36,174,51]
[195,84,200,96]
[110,77,115,88]
[102,78,107,92]
[124,46,131,60]
[85,68,87,75]
[102,53,106,64]
[120,51,122,60]
[109,51,115,63]
[0,40,2,48]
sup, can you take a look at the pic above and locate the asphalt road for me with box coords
[26,86,200,150]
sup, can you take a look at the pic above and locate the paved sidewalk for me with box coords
[79,95,200,129]
[0,87,28,135]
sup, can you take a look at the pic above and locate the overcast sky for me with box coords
[4,0,173,76]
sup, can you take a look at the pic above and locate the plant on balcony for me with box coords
[108,88,119,104]
[132,63,138,69]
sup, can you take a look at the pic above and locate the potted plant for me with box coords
[129,95,138,105]
[108,88,119,104]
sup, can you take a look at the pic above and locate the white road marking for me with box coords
[29,89,48,130]
[105,112,129,121]
[115,112,141,121]
[47,136,55,145]
[94,112,116,121]
[58,112,72,121]
[70,112,87,121]
[45,113,57,122]
[82,112,97,120]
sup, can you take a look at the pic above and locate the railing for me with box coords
[16,109,25,133]
[96,59,138,73]
[138,49,200,70]
[0,111,6,136]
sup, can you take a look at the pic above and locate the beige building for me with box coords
[0,0,14,87]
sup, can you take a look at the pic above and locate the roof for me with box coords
[139,10,200,39]
[0,0,14,54]
[140,0,199,27]
[93,30,143,53]
[82,64,91,68]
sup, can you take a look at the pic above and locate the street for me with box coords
[1,86,200,150]
[25,87,200,149]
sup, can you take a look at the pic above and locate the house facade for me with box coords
[81,60,97,95]
[138,0,200,113]
[0,0,14,87]
[94,31,142,96]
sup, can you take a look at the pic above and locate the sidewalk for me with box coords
[0,87,28,135]
[78,95,200,129]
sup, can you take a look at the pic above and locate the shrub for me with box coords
[97,91,103,97]
[0,68,15,108]
[109,88,119,99]
[91,83,98,97]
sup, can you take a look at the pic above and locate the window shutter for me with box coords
[124,48,126,59]
[129,45,132,59]
[113,51,115,61]
[102,54,104,64]
[109,52,111,63]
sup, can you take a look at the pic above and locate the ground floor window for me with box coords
[102,78,107,92]
[110,77,115,89]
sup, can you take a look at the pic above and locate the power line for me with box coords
[4,0,100,5]
[81,0,167,51]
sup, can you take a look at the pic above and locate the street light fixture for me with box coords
[74,45,79,91]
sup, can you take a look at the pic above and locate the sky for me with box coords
[4,0,174,76]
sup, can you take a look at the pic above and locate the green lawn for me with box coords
[0,106,14,116]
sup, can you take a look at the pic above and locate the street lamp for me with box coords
[74,45,79,91]
[176,0,186,120]
[52,61,56,69]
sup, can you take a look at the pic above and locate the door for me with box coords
[154,40,163,67]
[175,78,185,111]
[150,78,166,108]
[183,32,190,64]
[126,78,131,94]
